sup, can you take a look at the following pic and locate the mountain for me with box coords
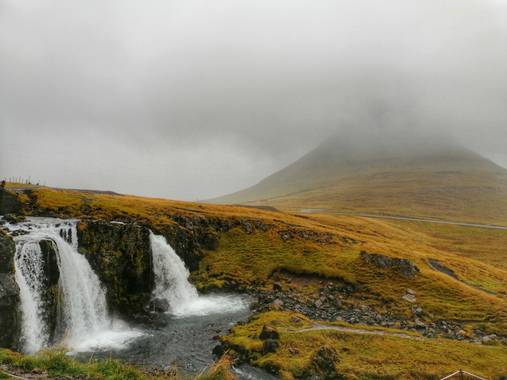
[213,134,507,225]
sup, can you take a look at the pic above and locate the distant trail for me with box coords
[300,209,507,231]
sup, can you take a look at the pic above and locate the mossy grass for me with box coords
[0,348,235,380]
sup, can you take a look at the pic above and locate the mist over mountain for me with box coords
[213,131,507,224]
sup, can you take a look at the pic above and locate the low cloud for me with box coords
[1,0,507,199]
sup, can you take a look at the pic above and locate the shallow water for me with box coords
[75,298,252,373]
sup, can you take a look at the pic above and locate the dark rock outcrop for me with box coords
[77,220,154,316]
[360,251,420,278]
[37,239,61,342]
[0,230,20,348]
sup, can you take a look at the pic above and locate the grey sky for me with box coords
[1,0,507,200]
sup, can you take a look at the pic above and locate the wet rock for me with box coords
[38,239,61,343]
[3,214,26,224]
[360,251,420,278]
[149,298,170,313]
[260,325,280,340]
[0,230,20,348]
[212,343,225,357]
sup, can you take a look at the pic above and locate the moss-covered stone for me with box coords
[77,220,153,317]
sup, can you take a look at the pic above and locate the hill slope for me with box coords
[213,136,507,225]
[2,185,507,378]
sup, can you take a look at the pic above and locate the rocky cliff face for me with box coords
[77,220,154,317]
[0,230,20,348]
[0,188,23,216]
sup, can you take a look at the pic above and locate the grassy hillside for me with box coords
[212,138,507,225]
[222,311,507,380]
[3,185,507,379]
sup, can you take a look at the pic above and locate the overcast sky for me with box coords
[1,0,507,200]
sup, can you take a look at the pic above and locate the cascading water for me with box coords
[8,218,141,354]
[150,233,199,309]
[149,232,247,317]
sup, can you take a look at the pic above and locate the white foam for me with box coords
[68,325,144,353]
[171,294,248,317]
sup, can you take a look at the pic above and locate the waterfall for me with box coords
[14,240,49,353]
[8,218,140,353]
[149,231,247,317]
[150,232,199,309]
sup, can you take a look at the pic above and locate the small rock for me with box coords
[271,299,284,310]
[482,334,497,344]
[402,293,417,303]
[290,316,302,323]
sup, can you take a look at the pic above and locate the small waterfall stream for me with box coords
[8,218,140,353]
[149,231,247,317]
[150,232,199,310]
